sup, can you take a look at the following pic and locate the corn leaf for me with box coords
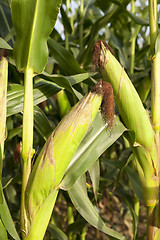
[34,106,53,141]
[0,219,8,240]
[126,165,144,202]
[0,190,20,240]
[41,72,96,89]
[7,81,61,117]
[11,0,61,73]
[0,38,12,50]
[79,0,130,66]
[48,38,85,75]
[60,5,72,34]
[48,224,68,240]
[88,159,100,201]
[40,72,96,97]
[68,177,125,240]
[60,114,126,190]
[7,71,95,117]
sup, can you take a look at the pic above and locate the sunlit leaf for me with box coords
[48,38,85,75]
[7,81,62,117]
[11,0,61,73]
[60,114,126,190]
[0,219,8,240]
[0,38,12,50]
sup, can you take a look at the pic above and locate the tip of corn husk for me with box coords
[0,49,9,60]
[92,40,114,71]
[92,80,115,127]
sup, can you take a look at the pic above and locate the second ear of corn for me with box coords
[24,86,103,239]
[94,41,159,207]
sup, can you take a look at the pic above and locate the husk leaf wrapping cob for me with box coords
[24,86,104,239]
[93,41,159,206]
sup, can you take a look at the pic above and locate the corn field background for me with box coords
[0,0,160,239]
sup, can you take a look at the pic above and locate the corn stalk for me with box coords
[0,50,8,239]
[148,0,160,238]
[11,0,62,237]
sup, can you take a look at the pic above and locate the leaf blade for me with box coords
[11,0,61,73]
[60,114,126,190]
[68,178,125,240]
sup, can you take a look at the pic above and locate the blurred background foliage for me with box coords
[0,0,158,239]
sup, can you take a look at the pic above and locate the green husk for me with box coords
[98,42,158,206]
[24,90,103,239]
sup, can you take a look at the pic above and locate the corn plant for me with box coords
[0,0,160,240]
[0,0,126,240]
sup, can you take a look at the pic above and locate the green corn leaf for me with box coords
[40,72,96,97]
[68,177,125,240]
[0,219,8,240]
[88,159,100,201]
[7,71,95,117]
[79,0,130,66]
[60,5,72,34]
[0,38,12,50]
[11,0,61,73]
[66,219,88,235]
[48,38,85,75]
[0,189,20,240]
[41,72,96,90]
[34,106,53,141]
[7,127,22,141]
[48,223,68,240]
[60,114,126,190]
[126,11,148,25]
[124,199,138,240]
[136,77,151,103]
[7,80,62,117]
[126,164,144,202]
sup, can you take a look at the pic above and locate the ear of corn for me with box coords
[24,89,103,239]
[95,42,159,206]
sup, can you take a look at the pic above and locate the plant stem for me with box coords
[149,0,160,134]
[130,0,135,76]
[147,206,158,240]
[22,68,34,162]
[65,0,70,50]
[148,0,160,239]
[149,0,158,56]
[21,68,34,236]
[68,205,74,240]
[79,0,84,52]
[70,0,74,35]
[149,0,160,155]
